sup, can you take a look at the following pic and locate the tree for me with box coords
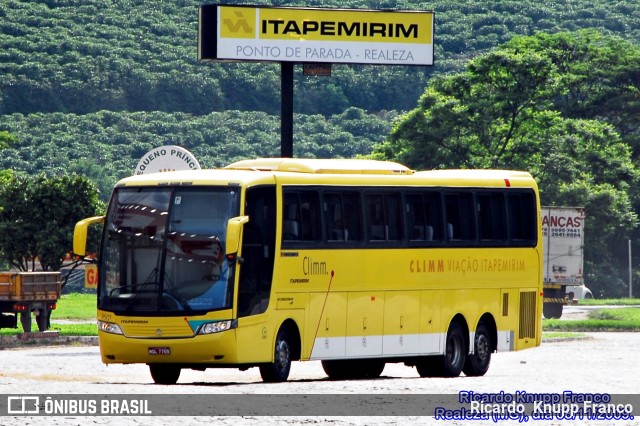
[0,173,104,271]
[372,31,640,297]
[0,174,36,271]
[0,131,16,150]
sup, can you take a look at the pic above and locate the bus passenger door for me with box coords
[235,186,276,363]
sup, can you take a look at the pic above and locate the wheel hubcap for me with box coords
[275,340,290,371]
[447,334,462,365]
[476,334,489,360]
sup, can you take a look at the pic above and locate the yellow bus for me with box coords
[74,158,542,384]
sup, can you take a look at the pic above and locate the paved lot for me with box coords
[1,332,639,425]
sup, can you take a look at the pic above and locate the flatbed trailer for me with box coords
[0,272,61,332]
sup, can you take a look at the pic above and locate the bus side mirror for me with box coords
[225,216,249,258]
[73,216,105,257]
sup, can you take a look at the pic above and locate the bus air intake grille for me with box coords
[502,293,509,316]
[518,291,537,339]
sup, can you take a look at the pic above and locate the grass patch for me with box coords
[53,293,96,320]
[542,331,590,341]
[48,323,98,336]
[579,298,640,306]
[543,307,640,332]
[0,322,97,336]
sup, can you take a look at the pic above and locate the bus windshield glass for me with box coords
[98,186,240,314]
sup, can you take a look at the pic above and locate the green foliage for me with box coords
[0,173,104,270]
[376,30,640,297]
[0,131,16,149]
[2,1,640,117]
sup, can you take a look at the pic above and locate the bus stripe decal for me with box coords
[311,330,517,359]
[310,270,335,357]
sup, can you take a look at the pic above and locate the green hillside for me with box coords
[0,108,394,194]
[1,0,640,195]
[2,0,639,116]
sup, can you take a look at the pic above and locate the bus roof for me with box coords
[225,158,413,175]
[115,159,535,189]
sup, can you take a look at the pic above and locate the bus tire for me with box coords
[322,360,350,380]
[361,360,385,378]
[463,322,492,377]
[436,321,466,377]
[259,327,292,382]
[416,357,439,377]
[322,359,385,380]
[149,364,181,385]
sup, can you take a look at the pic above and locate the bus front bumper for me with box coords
[98,329,239,365]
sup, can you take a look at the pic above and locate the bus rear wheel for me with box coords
[259,327,292,382]
[149,364,181,385]
[463,322,492,377]
[434,322,466,377]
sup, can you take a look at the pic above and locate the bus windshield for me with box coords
[99,186,240,314]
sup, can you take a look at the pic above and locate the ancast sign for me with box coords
[199,5,434,66]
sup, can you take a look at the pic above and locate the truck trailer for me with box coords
[0,272,61,332]
[542,206,586,319]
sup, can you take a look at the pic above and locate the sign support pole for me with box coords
[281,62,294,158]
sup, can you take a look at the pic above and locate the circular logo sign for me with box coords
[135,145,201,175]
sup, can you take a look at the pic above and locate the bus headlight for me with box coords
[98,320,124,335]
[198,320,236,335]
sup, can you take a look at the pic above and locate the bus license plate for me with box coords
[148,347,171,355]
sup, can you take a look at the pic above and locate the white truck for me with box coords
[542,206,590,319]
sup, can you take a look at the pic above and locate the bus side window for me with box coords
[406,192,442,242]
[445,192,475,242]
[367,193,403,241]
[324,192,361,242]
[283,189,322,244]
[477,192,507,242]
[342,193,362,241]
[507,191,537,243]
[299,191,321,242]
[325,194,345,241]
[367,195,385,240]
[282,193,301,241]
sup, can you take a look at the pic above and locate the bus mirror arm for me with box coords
[73,215,105,258]
[225,215,249,259]
[225,254,244,265]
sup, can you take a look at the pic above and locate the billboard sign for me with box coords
[199,5,434,66]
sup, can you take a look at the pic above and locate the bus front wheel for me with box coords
[259,327,292,382]
[149,364,181,385]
